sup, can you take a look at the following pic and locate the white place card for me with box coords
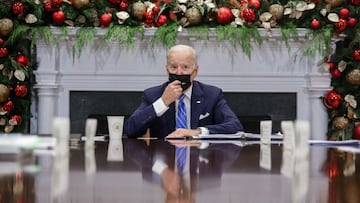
[85,118,97,148]
[295,120,310,159]
[85,147,96,176]
[280,148,295,178]
[107,138,124,162]
[281,121,295,150]
[260,120,272,144]
[52,117,70,156]
[259,143,272,170]
[107,116,124,139]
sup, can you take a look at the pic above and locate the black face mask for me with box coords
[168,74,191,91]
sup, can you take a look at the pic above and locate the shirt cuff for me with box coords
[152,160,168,175]
[153,98,169,117]
[198,127,209,137]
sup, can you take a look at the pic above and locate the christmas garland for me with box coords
[0,0,360,139]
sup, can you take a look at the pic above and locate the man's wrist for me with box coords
[197,127,209,136]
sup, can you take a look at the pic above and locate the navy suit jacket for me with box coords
[124,80,243,138]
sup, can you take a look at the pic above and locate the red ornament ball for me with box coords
[3,100,14,111]
[44,2,53,12]
[353,124,360,140]
[334,19,347,33]
[331,69,341,78]
[51,0,63,7]
[12,2,25,15]
[241,8,256,22]
[10,115,22,125]
[109,0,121,4]
[100,13,112,27]
[248,0,261,9]
[352,49,360,60]
[324,90,342,109]
[328,61,335,71]
[152,6,160,15]
[16,54,29,66]
[339,8,350,19]
[14,85,27,97]
[0,38,5,46]
[0,48,8,58]
[348,18,357,27]
[349,0,360,6]
[52,11,66,25]
[310,19,320,30]
[119,1,128,10]
[216,7,234,25]
[144,12,155,25]
[155,15,167,27]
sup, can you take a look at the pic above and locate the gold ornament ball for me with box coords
[0,18,14,37]
[332,116,350,130]
[345,69,360,85]
[269,4,284,20]
[0,84,10,102]
[132,2,146,21]
[323,0,343,8]
[72,0,90,9]
[185,7,202,25]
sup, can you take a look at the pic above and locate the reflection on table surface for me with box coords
[0,138,360,203]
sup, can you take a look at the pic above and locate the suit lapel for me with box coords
[190,81,204,129]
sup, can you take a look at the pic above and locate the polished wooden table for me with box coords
[0,138,359,203]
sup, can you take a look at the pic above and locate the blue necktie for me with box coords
[176,146,187,175]
[175,94,187,175]
[176,94,187,129]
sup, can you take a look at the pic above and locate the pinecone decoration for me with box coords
[90,8,100,27]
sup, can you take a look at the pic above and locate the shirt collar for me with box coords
[183,84,193,99]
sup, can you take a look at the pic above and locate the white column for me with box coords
[35,86,58,134]
[33,38,59,134]
[307,74,331,140]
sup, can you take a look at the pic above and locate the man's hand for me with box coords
[167,128,201,138]
[161,80,183,106]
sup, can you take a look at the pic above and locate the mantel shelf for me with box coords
[44,26,310,39]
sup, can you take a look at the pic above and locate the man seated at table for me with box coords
[124,44,243,138]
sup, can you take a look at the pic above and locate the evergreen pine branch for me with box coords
[32,26,56,46]
[102,25,136,50]
[60,26,69,40]
[236,27,252,59]
[248,26,262,46]
[187,25,210,41]
[280,23,298,54]
[151,23,178,48]
[75,27,95,56]
[304,28,332,58]
[5,25,30,47]
[215,26,226,41]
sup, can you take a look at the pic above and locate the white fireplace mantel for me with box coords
[33,27,331,139]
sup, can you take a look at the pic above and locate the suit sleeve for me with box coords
[205,89,244,134]
[124,91,158,138]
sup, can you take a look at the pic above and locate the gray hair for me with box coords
[166,44,198,65]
